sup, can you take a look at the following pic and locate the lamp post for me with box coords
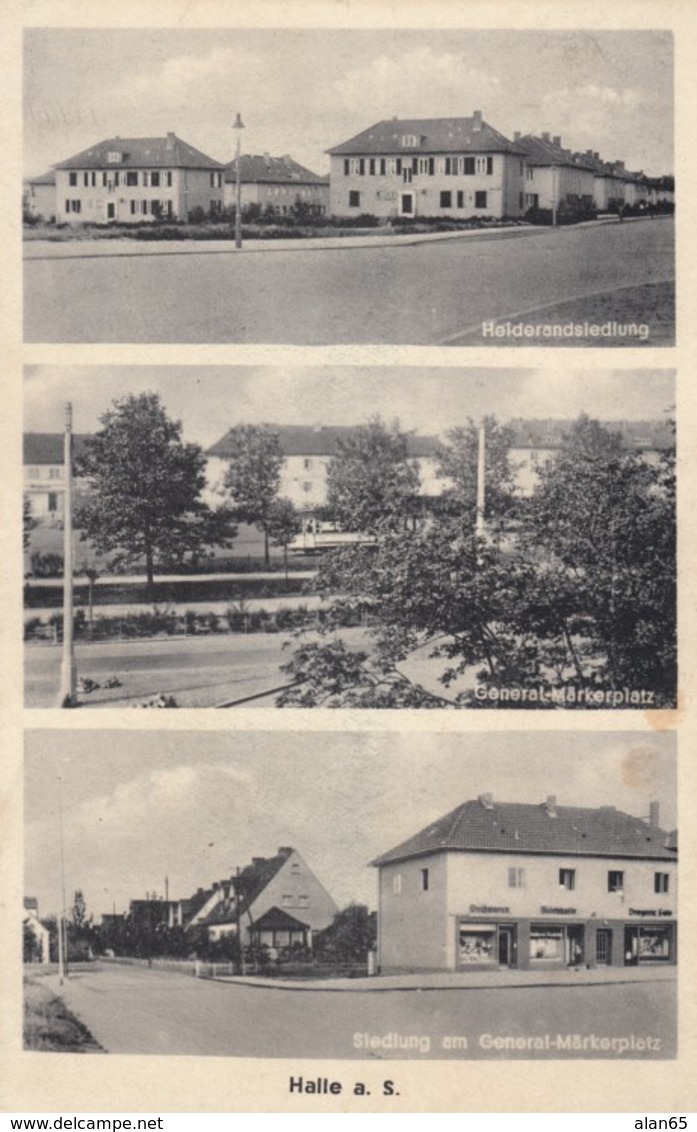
[59,402,77,707]
[233,113,245,249]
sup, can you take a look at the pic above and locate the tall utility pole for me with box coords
[475,424,486,540]
[233,113,245,249]
[59,402,76,707]
[57,773,68,984]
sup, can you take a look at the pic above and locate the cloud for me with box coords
[333,49,502,122]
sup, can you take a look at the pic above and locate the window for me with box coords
[608,871,624,893]
[475,156,493,175]
[48,468,61,480]
[83,172,89,187]
[126,171,138,187]
[69,172,77,186]
[303,458,312,470]
[508,867,525,888]
[403,168,412,183]
[47,492,58,513]
[421,868,429,891]
[654,873,670,894]
[65,200,81,214]
[392,873,402,895]
[530,925,563,961]
[464,157,475,175]
[475,190,488,208]
[457,190,464,208]
[349,158,361,175]
[107,151,123,164]
[210,172,222,188]
[417,157,429,175]
[150,171,161,187]
[369,158,375,175]
[559,868,576,891]
[440,191,452,208]
[297,895,309,909]
[401,134,419,147]
[281,894,293,907]
[348,190,360,208]
[344,159,350,176]
[526,167,534,181]
[166,171,173,187]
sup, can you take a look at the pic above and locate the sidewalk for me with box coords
[214,964,676,993]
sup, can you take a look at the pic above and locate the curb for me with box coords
[209,972,676,994]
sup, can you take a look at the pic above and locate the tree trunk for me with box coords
[263,527,270,567]
[146,549,154,590]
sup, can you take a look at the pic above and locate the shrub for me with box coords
[30,551,64,578]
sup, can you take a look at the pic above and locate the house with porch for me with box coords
[224,154,329,216]
[372,795,677,974]
[327,112,528,220]
[177,846,339,951]
[53,132,224,224]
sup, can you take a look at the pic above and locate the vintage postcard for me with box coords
[2,0,697,1118]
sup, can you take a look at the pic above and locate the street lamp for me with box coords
[59,402,77,707]
[233,113,245,249]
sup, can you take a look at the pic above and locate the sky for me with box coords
[23,28,674,178]
[24,729,676,922]
[24,367,676,450]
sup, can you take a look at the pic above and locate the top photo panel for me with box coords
[23,28,675,347]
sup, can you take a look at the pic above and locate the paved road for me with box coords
[24,633,291,708]
[24,219,674,344]
[42,964,675,1059]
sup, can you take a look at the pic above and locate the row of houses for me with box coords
[24,418,675,535]
[26,795,677,972]
[24,112,675,225]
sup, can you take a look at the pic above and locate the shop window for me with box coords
[421,868,429,891]
[458,927,496,964]
[530,925,563,961]
[559,868,576,891]
[608,870,624,893]
[654,872,670,894]
[508,867,525,888]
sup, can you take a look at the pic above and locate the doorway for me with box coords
[400,193,414,217]
[498,926,516,967]
[596,928,612,966]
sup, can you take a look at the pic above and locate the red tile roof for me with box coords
[327,116,526,157]
[372,799,676,866]
[54,134,223,171]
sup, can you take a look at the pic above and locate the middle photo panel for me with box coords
[23,364,676,712]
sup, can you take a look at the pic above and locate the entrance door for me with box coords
[566,925,584,966]
[498,926,516,967]
[596,929,612,966]
[107,202,116,221]
[400,193,414,217]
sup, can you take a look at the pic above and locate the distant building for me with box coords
[224,154,329,215]
[23,171,56,220]
[23,897,51,963]
[53,133,224,224]
[372,795,677,973]
[327,112,528,220]
[515,133,595,216]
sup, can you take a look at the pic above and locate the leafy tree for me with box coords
[314,903,377,962]
[324,417,422,534]
[23,921,42,963]
[75,393,237,586]
[434,415,519,529]
[221,424,284,565]
[267,497,301,581]
[23,497,38,550]
[71,890,87,929]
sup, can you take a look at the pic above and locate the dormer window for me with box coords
[107,151,123,164]
[401,134,420,148]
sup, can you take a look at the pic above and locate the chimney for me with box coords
[586,149,593,159]
[542,131,550,142]
[166,131,176,151]
[278,846,293,857]
[252,857,266,867]
[553,135,561,147]
[513,130,521,142]
[473,110,483,132]
[478,793,494,809]
[594,152,600,160]
[615,160,625,170]
[649,801,660,828]
[544,795,558,818]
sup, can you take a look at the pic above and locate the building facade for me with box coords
[373,795,677,974]
[23,171,56,220]
[515,134,595,216]
[327,113,528,220]
[53,133,224,224]
[224,154,329,215]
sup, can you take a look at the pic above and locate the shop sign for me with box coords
[628,908,673,917]
[539,906,577,915]
[468,904,510,915]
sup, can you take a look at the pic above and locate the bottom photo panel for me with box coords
[24,728,677,1061]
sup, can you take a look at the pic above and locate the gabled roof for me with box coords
[54,134,223,171]
[372,798,677,866]
[25,170,56,186]
[23,897,39,913]
[327,116,526,157]
[252,906,311,932]
[235,847,294,914]
[24,433,91,464]
[207,425,437,459]
[517,135,594,171]
[224,154,326,185]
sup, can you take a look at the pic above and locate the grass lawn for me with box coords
[24,976,103,1053]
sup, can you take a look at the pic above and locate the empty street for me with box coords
[35,964,676,1060]
[24,219,674,344]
